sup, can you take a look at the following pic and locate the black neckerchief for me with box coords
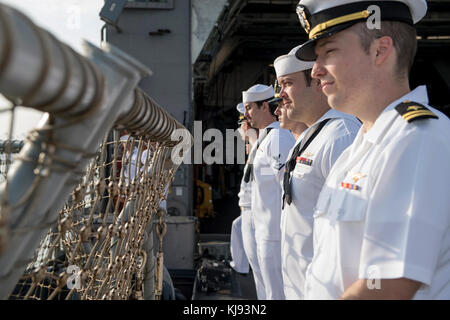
[243,127,274,183]
[282,118,330,209]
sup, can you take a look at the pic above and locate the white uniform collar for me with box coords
[315,108,349,125]
[264,121,280,130]
[124,147,139,158]
[365,86,429,144]
[293,109,335,147]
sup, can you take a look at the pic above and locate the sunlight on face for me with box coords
[312,28,374,113]
[274,104,288,129]
[278,71,315,123]
[244,102,264,129]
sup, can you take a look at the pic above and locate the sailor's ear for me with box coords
[373,36,394,67]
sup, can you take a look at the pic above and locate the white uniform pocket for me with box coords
[326,172,369,223]
[293,163,313,177]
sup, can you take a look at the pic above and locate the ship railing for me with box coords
[0,3,192,300]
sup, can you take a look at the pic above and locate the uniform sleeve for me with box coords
[141,150,148,165]
[358,130,450,285]
[266,129,295,174]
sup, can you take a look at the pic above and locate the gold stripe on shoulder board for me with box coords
[395,101,438,123]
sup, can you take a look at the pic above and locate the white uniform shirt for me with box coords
[238,128,257,209]
[281,109,361,299]
[252,121,295,241]
[232,164,252,273]
[238,174,252,209]
[305,86,450,300]
[122,148,149,184]
[230,215,250,273]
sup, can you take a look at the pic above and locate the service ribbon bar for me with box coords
[297,156,313,166]
[341,182,361,191]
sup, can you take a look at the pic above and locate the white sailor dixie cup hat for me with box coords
[120,134,130,142]
[295,0,428,61]
[236,102,245,114]
[274,44,316,78]
[242,84,275,104]
[268,45,315,106]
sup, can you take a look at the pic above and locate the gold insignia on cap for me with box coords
[274,79,281,94]
[296,5,311,34]
[309,10,370,39]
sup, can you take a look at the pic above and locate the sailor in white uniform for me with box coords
[243,84,295,299]
[120,135,149,184]
[235,101,267,299]
[296,0,450,299]
[275,45,361,299]
[271,92,308,141]
[118,135,151,217]
[230,102,254,276]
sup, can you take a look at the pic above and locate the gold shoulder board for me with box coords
[395,100,438,123]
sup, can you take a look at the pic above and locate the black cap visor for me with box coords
[268,97,283,111]
[295,21,362,61]
[268,96,282,104]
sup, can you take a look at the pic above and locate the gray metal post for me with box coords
[142,222,156,300]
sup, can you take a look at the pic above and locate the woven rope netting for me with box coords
[0,3,190,298]
[5,132,177,300]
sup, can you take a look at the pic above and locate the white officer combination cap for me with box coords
[274,44,316,78]
[236,102,245,114]
[295,0,428,61]
[242,84,275,104]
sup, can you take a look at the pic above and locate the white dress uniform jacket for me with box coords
[305,86,450,299]
[252,121,295,299]
[281,109,360,299]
